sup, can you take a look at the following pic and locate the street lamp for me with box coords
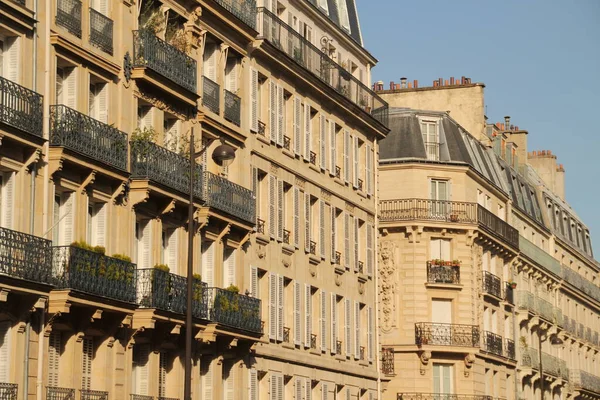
[538,332,563,400]
[184,128,235,400]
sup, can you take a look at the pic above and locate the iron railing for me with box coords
[206,287,262,333]
[520,347,539,368]
[562,266,600,303]
[0,75,43,137]
[516,290,535,311]
[130,139,204,199]
[0,227,53,284]
[309,151,317,165]
[518,236,561,277]
[334,251,341,265]
[504,338,515,360]
[213,0,256,29]
[10,0,26,5]
[357,178,363,191]
[89,8,113,54]
[223,89,241,126]
[379,199,477,224]
[309,241,317,256]
[577,323,585,339]
[257,8,388,127]
[482,331,503,357]
[80,390,108,400]
[56,0,82,37]
[541,352,564,378]
[335,166,341,179]
[381,347,394,374]
[203,171,256,224]
[477,206,519,249]
[256,219,265,234]
[283,229,290,244]
[257,120,266,136]
[132,29,197,92]
[202,76,220,114]
[137,269,208,319]
[0,384,17,400]
[426,261,460,284]
[283,136,291,151]
[50,105,128,171]
[47,387,75,400]
[483,271,502,298]
[397,394,495,400]
[53,246,136,303]
[415,322,480,347]
[130,395,153,400]
[534,296,555,322]
[359,346,365,360]
[570,370,600,394]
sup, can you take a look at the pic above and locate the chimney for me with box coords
[450,77,455,85]
[413,80,418,88]
[400,77,407,89]
[389,81,395,90]
[504,116,510,130]
[407,82,412,89]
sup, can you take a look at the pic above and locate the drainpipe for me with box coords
[41,0,51,238]
[22,318,31,400]
[30,0,39,234]
[36,307,46,400]
[373,137,382,398]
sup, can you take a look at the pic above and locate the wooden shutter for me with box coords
[277,179,284,241]
[295,377,303,400]
[321,382,328,400]
[366,144,372,195]
[203,43,216,81]
[2,172,14,229]
[330,208,336,260]
[62,193,74,246]
[277,85,284,146]
[248,369,258,400]
[65,67,77,109]
[344,213,350,270]
[252,167,259,224]
[305,377,312,400]
[366,223,373,276]
[250,265,258,298]
[354,218,359,272]
[320,115,327,170]
[344,299,351,356]
[81,337,93,390]
[319,200,325,259]
[95,203,106,248]
[269,175,277,238]
[48,331,61,387]
[133,344,149,395]
[320,290,327,352]
[158,352,167,397]
[167,229,178,274]
[304,103,311,161]
[225,59,238,93]
[304,193,311,253]
[277,274,284,341]
[5,37,20,83]
[277,374,284,400]
[354,302,360,359]
[201,356,213,400]
[329,121,336,174]
[330,293,337,354]
[223,360,234,400]
[293,187,300,248]
[250,68,258,132]
[97,83,108,123]
[353,136,359,188]
[294,281,302,346]
[224,248,236,288]
[269,81,277,142]
[304,284,312,347]
[343,131,350,183]
[201,241,214,287]
[293,98,302,155]
[367,306,374,362]
[269,273,277,340]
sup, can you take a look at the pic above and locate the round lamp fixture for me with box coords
[212,143,236,167]
[550,335,563,346]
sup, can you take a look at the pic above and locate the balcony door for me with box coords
[433,363,453,395]
[431,299,452,345]
[430,179,449,219]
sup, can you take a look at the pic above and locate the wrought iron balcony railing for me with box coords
[541,351,564,378]
[520,347,539,368]
[516,290,535,311]
[334,251,341,265]
[56,0,82,37]
[477,206,519,249]
[213,0,256,29]
[0,383,17,400]
[309,151,317,165]
[223,89,241,126]
[256,218,265,234]
[50,105,128,171]
[561,266,600,303]
[335,165,341,179]
[47,387,75,400]
[80,390,108,400]
[203,171,256,224]
[577,322,584,339]
[570,370,600,394]
[130,395,153,400]
[257,120,266,136]
[137,269,208,319]
[206,287,262,333]
[518,235,561,277]
[53,246,136,303]
[379,199,477,224]
[397,394,495,400]
[0,75,43,137]
[483,271,502,298]
[381,347,394,374]
[0,227,53,284]
[357,178,363,191]
[358,261,364,274]
[359,346,365,360]
[504,283,515,304]
[202,76,220,114]
[257,8,388,127]
[504,338,515,360]
[427,261,460,284]
[482,331,503,357]
[415,322,480,347]
[89,8,113,54]
[10,0,25,5]
[533,296,555,322]
[133,30,197,92]
[130,139,204,199]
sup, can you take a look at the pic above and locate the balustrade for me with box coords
[415,322,480,347]
[0,75,43,137]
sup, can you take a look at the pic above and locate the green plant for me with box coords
[153,264,170,272]
[193,274,204,302]
[111,253,132,262]
[225,284,240,293]
[139,0,166,35]
[71,241,106,255]
[519,336,528,348]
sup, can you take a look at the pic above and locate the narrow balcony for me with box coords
[130,395,153,400]
[504,338,515,360]
[336,340,342,355]
[0,383,17,400]
[256,8,389,127]
[561,266,600,303]
[483,271,502,299]
[398,394,495,400]
[56,0,82,38]
[206,287,262,334]
[223,89,241,126]
[481,331,503,357]
[379,199,477,224]
[50,105,128,171]
[426,260,460,284]
[0,227,53,285]
[202,76,220,114]
[477,206,519,249]
[519,235,561,277]
[533,296,555,322]
[130,139,204,199]
[137,268,208,319]
[521,349,568,380]
[0,75,43,138]
[415,322,480,347]
[570,370,600,395]
[47,387,75,400]
[89,8,113,54]
[212,0,257,29]
[80,390,108,400]
[203,171,256,224]
[381,347,394,375]
[132,30,197,93]
[310,333,317,349]
[516,290,535,312]
[53,245,136,303]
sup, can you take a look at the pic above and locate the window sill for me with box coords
[424,282,463,290]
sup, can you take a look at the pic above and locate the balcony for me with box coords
[206,287,262,333]
[519,236,561,277]
[379,199,477,224]
[504,338,515,360]
[203,171,256,224]
[256,8,388,127]
[53,246,136,303]
[130,139,204,199]
[0,383,17,400]
[283,326,290,343]
[482,331,503,357]
[0,227,53,285]
[521,349,568,379]
[571,370,600,395]
[212,0,257,29]
[336,340,342,355]
[426,261,460,284]
[533,296,555,322]
[477,206,519,249]
[415,322,480,347]
[80,390,108,400]
[516,290,535,311]
[89,8,113,54]
[131,395,153,400]
[202,76,220,114]
[0,75,43,137]
[56,0,82,38]
[561,266,600,303]
[132,30,197,93]
[50,105,128,171]
[381,347,394,375]
[398,394,495,400]
[223,89,241,126]
[483,271,502,298]
[137,269,208,319]
[47,387,75,400]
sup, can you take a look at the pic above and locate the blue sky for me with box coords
[357,0,600,256]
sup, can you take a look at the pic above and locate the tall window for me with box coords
[433,364,453,395]
[87,201,106,247]
[57,65,77,108]
[89,77,108,123]
[1,35,20,83]
[132,344,149,396]
[161,227,178,274]
[421,120,439,160]
[135,219,152,268]
[54,191,74,246]
[0,172,15,229]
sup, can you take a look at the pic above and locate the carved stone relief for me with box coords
[379,240,397,332]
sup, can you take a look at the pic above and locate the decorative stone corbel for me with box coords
[79,171,96,193]
[419,351,431,375]
[216,223,232,243]
[0,288,10,302]
[91,309,103,322]
[464,353,475,377]
[358,282,364,295]
[158,199,176,215]
[256,244,266,259]
[16,322,27,334]
[107,337,116,348]
[171,324,182,335]
[75,332,86,342]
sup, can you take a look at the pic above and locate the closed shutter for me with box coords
[269,273,277,340]
[65,67,77,109]
[343,131,350,183]
[0,322,10,383]
[344,299,351,356]
[293,188,300,248]
[277,274,284,341]
[329,121,336,174]
[95,203,106,248]
[5,37,20,83]
[224,248,236,288]
[167,229,178,274]
[81,337,93,390]
[345,388,351,400]
[319,200,325,259]
[294,281,302,346]
[344,213,350,270]
[330,208,336,260]
[304,103,311,161]
[354,218,359,272]
[139,219,152,269]
[320,115,327,170]
[201,356,213,400]
[133,344,149,395]
[48,331,61,387]
[223,360,234,400]
[203,43,217,81]
[269,81,277,142]
[293,98,302,155]
[277,179,284,241]
[250,68,258,132]
[140,106,153,129]
[320,290,327,352]
[277,85,284,146]
[353,136,359,188]
[201,241,214,287]
[304,193,311,253]
[250,266,258,298]
[321,382,328,400]
[225,59,238,93]
[158,352,167,397]
[2,172,14,229]
[269,175,277,238]
[305,284,312,347]
[295,377,303,400]
[365,144,372,195]
[304,377,312,400]
[62,193,74,246]
[366,223,373,276]
[97,83,108,123]
[354,302,360,359]
[277,374,284,400]
[252,167,259,223]
[248,369,258,400]
[367,307,374,362]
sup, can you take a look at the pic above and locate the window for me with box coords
[335,0,350,31]
[87,201,106,247]
[1,35,20,83]
[344,298,351,357]
[250,68,258,132]
[161,227,178,274]
[163,116,180,152]
[222,360,236,400]
[54,191,74,246]
[248,369,258,400]
[225,56,239,94]
[203,42,218,81]
[293,97,303,156]
[158,352,168,397]
[305,284,313,348]
[269,273,284,341]
[56,65,77,108]
[223,247,236,288]
[89,77,108,123]
[137,105,153,130]
[430,238,450,261]
[201,240,215,287]
[48,331,61,387]
[90,0,108,15]
[343,130,351,183]
[269,81,284,146]
[433,364,453,395]
[317,0,329,13]
[135,219,152,268]
[294,281,302,346]
[420,120,439,160]
[319,290,327,352]
[430,179,449,201]
[270,373,284,400]
[132,344,150,396]
[81,337,93,390]
[200,356,213,400]
[330,293,338,354]
[0,172,15,229]
[0,321,11,382]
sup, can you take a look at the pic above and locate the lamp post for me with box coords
[184,128,235,400]
[538,332,563,400]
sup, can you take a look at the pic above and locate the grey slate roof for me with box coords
[306,0,363,45]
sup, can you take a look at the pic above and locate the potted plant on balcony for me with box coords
[508,280,517,289]
[449,213,459,222]
[213,284,240,322]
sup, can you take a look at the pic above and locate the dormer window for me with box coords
[420,120,439,161]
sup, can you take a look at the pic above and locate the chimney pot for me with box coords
[450,77,455,85]
[445,80,449,86]
[400,77,407,89]
[414,80,418,88]
[408,82,412,89]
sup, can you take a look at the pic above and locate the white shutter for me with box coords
[269,175,277,238]
[345,388,351,400]
[223,360,235,400]
[250,265,258,298]
[319,200,325,259]
[225,60,238,93]
[269,273,277,340]
[305,284,312,347]
[294,98,302,155]
[367,306,374,362]
[249,369,258,400]
[321,383,328,400]
[366,223,373,276]
[304,193,311,253]
[140,106,153,129]
[366,144,372,195]
[203,43,217,81]
[305,378,312,400]
[330,208,336,261]
[97,83,108,123]
[304,103,311,161]
[330,293,337,354]
[277,374,284,400]
[354,218,359,272]
[65,67,77,109]
[293,188,300,248]
[320,290,327,352]
[2,172,15,229]
[61,193,74,246]
[329,121,336,174]
[269,81,277,142]
[250,68,258,132]
[294,281,301,345]
[5,37,20,83]
[0,322,9,382]
[277,179,284,241]
[343,131,350,183]
[81,337,93,390]
[277,85,284,146]
[201,356,213,400]
[277,274,284,341]
[48,331,61,387]
[353,136,359,188]
[158,352,167,397]
[320,115,327,170]
[344,299,351,356]
[344,213,350,270]
[201,241,214,287]
[295,377,303,400]
[133,344,149,395]
[167,229,178,274]
[252,167,259,224]
[224,248,236,288]
[354,302,360,359]
[95,203,106,247]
